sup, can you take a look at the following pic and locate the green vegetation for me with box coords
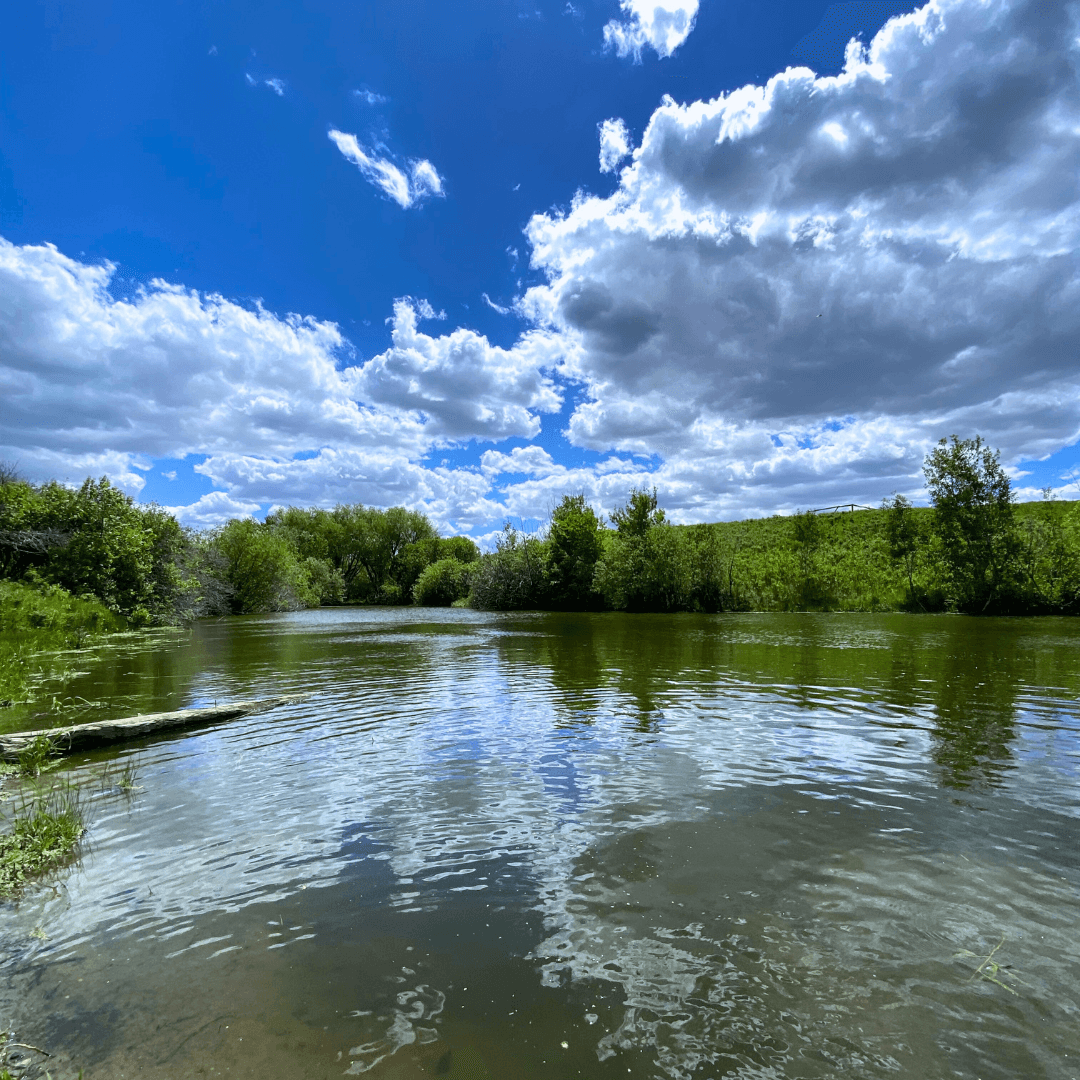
[0,580,124,707]
[467,438,1080,615]
[2,436,1078,632]
[0,465,480,624]
[0,784,84,897]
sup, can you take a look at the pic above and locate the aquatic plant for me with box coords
[0,784,84,897]
[15,734,60,778]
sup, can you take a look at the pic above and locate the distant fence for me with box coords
[809,503,877,514]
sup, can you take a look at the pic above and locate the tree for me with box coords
[610,486,665,537]
[211,518,318,614]
[923,435,1018,611]
[882,493,926,609]
[547,494,603,608]
[412,558,472,606]
[468,523,548,610]
[594,486,693,612]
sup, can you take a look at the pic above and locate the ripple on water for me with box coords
[1,609,1078,1079]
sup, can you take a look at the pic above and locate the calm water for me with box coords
[2,609,1079,1080]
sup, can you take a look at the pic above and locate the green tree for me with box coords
[882,493,927,609]
[33,478,186,621]
[412,558,472,606]
[594,487,693,612]
[610,486,665,537]
[923,435,1019,611]
[547,494,603,608]
[211,518,318,614]
[468,523,548,610]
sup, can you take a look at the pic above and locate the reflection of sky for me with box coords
[7,609,1080,1077]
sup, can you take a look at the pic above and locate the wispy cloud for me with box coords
[483,293,511,316]
[264,78,285,96]
[354,88,389,105]
[328,129,444,209]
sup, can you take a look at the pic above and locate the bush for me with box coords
[594,526,694,612]
[211,519,318,614]
[468,524,548,610]
[413,558,472,606]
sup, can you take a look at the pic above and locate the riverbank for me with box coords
[0,580,125,709]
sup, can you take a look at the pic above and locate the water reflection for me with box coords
[1,609,1078,1079]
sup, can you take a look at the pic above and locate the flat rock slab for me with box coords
[0,695,303,760]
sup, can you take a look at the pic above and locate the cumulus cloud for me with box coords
[348,299,564,442]
[164,490,263,527]
[6,0,1080,531]
[480,445,560,477]
[0,240,565,531]
[598,118,632,173]
[328,129,444,209]
[524,0,1080,511]
[603,0,699,60]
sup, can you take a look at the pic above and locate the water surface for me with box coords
[2,609,1078,1079]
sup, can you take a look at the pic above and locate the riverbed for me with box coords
[2,608,1078,1079]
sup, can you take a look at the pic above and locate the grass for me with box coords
[15,733,62,778]
[677,498,1080,613]
[0,741,141,898]
[0,580,124,709]
[0,784,85,898]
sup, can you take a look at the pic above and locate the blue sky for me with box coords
[2,0,1079,536]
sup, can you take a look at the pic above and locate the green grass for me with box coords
[679,498,1080,612]
[13,734,62,778]
[0,784,85,897]
[0,580,124,708]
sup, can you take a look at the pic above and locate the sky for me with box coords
[2,0,1079,538]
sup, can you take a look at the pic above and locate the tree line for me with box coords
[469,435,1080,615]
[1,435,1078,624]
[0,464,479,623]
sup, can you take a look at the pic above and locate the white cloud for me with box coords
[480,445,560,477]
[264,78,285,96]
[0,240,567,533]
[328,129,444,209]
[410,159,444,200]
[244,73,256,86]
[482,293,511,315]
[354,88,389,105]
[6,0,1080,532]
[412,298,446,321]
[348,299,564,442]
[603,0,700,60]
[523,0,1080,511]
[164,490,263,528]
[598,118,632,173]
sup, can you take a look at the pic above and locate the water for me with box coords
[2,609,1079,1079]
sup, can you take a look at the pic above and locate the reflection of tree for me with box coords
[930,621,1019,789]
[536,614,606,723]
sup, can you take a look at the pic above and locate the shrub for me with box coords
[413,558,472,606]
[211,519,318,613]
[468,524,548,610]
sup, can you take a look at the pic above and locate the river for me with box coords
[2,608,1079,1079]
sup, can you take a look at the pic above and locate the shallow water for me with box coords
[2,609,1079,1079]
